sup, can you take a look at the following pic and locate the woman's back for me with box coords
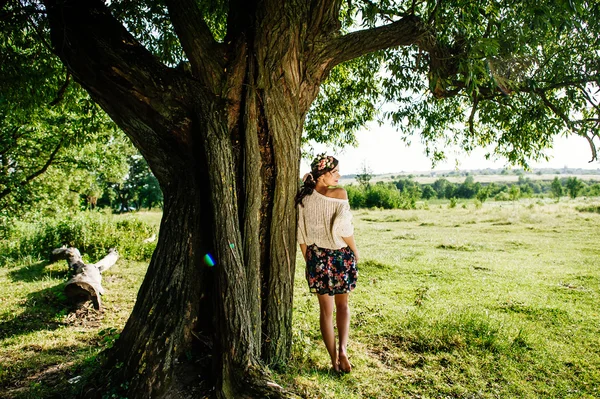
[297,190,353,250]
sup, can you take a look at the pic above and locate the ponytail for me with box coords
[295,173,316,207]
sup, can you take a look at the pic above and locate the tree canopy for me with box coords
[0,2,137,217]
[3,1,599,202]
[307,1,600,166]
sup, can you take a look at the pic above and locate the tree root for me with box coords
[226,364,301,399]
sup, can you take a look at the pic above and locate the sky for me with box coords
[302,121,600,176]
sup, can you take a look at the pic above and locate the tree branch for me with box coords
[49,71,70,106]
[0,126,22,156]
[42,0,202,181]
[468,96,479,136]
[323,15,429,71]
[0,137,63,201]
[535,89,598,162]
[165,0,225,91]
[308,0,342,38]
[427,0,442,25]
[535,89,575,129]
[22,138,63,184]
[576,84,600,114]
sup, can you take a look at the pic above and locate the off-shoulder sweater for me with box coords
[297,190,354,250]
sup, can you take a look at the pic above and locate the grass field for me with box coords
[1,200,599,398]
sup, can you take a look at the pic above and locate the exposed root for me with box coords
[230,364,301,399]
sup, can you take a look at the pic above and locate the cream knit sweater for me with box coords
[297,190,354,250]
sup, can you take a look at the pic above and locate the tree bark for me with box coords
[106,176,209,397]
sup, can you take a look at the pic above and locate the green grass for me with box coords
[281,198,600,398]
[1,203,599,398]
[0,211,160,399]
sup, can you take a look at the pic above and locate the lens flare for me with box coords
[203,253,215,267]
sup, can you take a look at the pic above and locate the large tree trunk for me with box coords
[105,176,208,396]
[41,1,317,395]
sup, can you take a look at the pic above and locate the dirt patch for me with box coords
[65,303,103,327]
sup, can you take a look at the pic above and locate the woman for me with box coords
[296,154,359,373]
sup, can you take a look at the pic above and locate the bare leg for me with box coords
[317,294,338,371]
[335,293,351,372]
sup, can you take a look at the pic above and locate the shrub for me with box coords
[1,211,157,266]
[495,192,511,201]
[346,183,422,210]
[566,177,585,199]
[585,183,600,197]
[576,205,600,214]
[346,185,366,208]
[365,183,402,209]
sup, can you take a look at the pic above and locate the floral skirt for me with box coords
[305,244,358,296]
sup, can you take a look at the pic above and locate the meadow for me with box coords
[1,199,599,398]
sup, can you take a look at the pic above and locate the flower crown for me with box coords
[311,153,335,172]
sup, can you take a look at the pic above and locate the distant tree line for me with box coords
[346,174,600,209]
[95,155,163,213]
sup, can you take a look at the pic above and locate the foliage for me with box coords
[565,176,585,199]
[0,211,158,266]
[586,183,600,197]
[475,186,490,203]
[495,191,511,201]
[307,0,600,167]
[365,183,403,209]
[346,184,367,208]
[349,173,600,209]
[509,185,521,201]
[454,175,477,199]
[347,182,419,210]
[100,155,163,212]
[0,3,136,218]
[421,185,437,200]
[373,174,600,204]
[449,197,458,208]
[304,54,382,150]
[551,176,564,200]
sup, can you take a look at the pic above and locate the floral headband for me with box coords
[311,153,335,172]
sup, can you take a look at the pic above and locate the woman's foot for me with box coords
[331,355,340,372]
[338,352,351,373]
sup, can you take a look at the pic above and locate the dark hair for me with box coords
[295,154,339,207]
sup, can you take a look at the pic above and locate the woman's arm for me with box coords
[300,243,308,261]
[342,235,359,263]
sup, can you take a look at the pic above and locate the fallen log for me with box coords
[51,247,119,310]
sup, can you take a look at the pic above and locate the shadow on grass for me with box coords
[0,284,67,340]
[382,311,531,356]
[0,343,103,399]
[7,260,69,283]
[359,260,393,275]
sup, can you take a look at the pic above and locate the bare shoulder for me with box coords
[327,187,348,200]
